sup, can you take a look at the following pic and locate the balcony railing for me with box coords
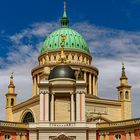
[97,118,140,128]
[29,122,96,128]
[0,120,28,129]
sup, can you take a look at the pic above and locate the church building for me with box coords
[0,1,140,140]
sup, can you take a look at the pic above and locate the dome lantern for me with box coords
[60,0,69,27]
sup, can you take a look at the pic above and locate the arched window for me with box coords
[22,112,35,123]
[11,98,14,106]
[125,91,129,99]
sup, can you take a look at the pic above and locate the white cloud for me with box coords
[1,22,140,120]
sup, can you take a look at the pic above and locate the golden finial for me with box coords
[121,62,127,79]
[58,34,67,64]
[10,72,14,80]
[9,72,15,88]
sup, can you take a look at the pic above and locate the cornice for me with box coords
[38,50,92,60]
[86,95,121,106]
[97,118,140,130]
[31,63,99,76]
[13,95,39,112]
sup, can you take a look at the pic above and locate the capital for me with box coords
[70,92,75,95]
[40,90,47,94]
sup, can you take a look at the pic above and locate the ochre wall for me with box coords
[13,101,39,123]
[86,102,122,122]
[55,97,70,122]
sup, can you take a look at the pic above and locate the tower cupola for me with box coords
[120,63,128,86]
[8,73,15,94]
[5,73,17,121]
[117,63,132,120]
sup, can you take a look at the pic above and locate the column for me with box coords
[32,77,34,96]
[81,92,85,121]
[89,73,92,94]
[99,134,104,140]
[105,133,109,140]
[37,75,40,95]
[130,131,135,140]
[93,76,96,95]
[126,132,130,140]
[51,93,54,122]
[33,76,37,96]
[39,92,44,121]
[71,93,75,122]
[95,77,98,96]
[45,92,49,122]
[76,92,80,122]
[16,133,21,140]
[21,133,26,140]
[84,71,87,82]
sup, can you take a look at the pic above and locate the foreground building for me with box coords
[0,1,140,140]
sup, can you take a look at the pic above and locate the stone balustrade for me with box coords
[0,120,28,128]
[97,118,140,128]
[29,122,96,128]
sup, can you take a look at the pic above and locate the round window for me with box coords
[114,134,121,140]
[4,134,12,140]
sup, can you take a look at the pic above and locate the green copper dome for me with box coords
[41,27,90,54]
[40,1,90,55]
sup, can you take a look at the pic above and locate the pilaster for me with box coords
[51,92,55,122]
[71,92,75,122]
[16,133,21,140]
[76,91,80,122]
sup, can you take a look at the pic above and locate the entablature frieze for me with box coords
[31,63,99,77]
[75,91,86,94]
[40,90,49,95]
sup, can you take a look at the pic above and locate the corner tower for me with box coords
[5,73,17,121]
[117,63,132,120]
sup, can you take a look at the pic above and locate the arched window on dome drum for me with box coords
[22,112,35,123]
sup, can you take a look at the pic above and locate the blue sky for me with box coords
[1,0,140,119]
[0,0,140,33]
